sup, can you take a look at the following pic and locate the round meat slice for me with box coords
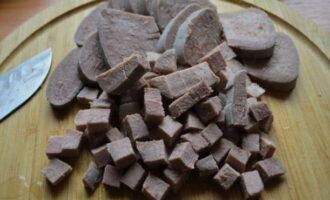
[74,2,108,47]
[174,8,222,66]
[46,48,84,108]
[157,3,201,52]
[219,8,276,59]
[78,32,109,86]
[98,8,160,67]
[242,32,300,92]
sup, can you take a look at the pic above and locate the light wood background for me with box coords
[0,0,329,199]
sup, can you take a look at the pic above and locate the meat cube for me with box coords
[244,116,260,133]
[61,130,83,157]
[254,158,286,182]
[74,109,110,132]
[218,66,235,89]
[74,109,91,131]
[260,115,273,133]
[214,110,226,130]
[195,155,219,177]
[107,137,136,169]
[211,138,236,163]
[144,88,165,125]
[240,171,264,199]
[169,142,198,171]
[217,41,236,61]
[163,168,189,193]
[200,123,223,147]
[157,115,183,146]
[90,99,111,109]
[142,173,170,200]
[247,83,265,99]
[96,54,148,95]
[123,113,150,141]
[119,102,140,122]
[46,136,63,159]
[153,49,177,74]
[168,81,213,118]
[105,127,125,142]
[136,140,167,167]
[77,87,99,107]
[130,77,148,101]
[213,163,240,190]
[82,161,102,191]
[241,133,260,156]
[102,164,121,188]
[250,101,272,122]
[183,112,204,132]
[180,133,209,154]
[195,96,222,123]
[198,44,227,74]
[259,133,276,159]
[120,162,147,191]
[42,158,72,186]
[225,147,251,172]
[86,109,111,135]
[91,144,112,168]
[85,132,108,149]
[146,51,161,68]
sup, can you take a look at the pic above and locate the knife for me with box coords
[0,48,52,121]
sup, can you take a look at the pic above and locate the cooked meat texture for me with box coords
[181,132,208,154]
[108,0,131,11]
[157,3,201,52]
[241,133,260,156]
[259,133,276,159]
[46,48,83,108]
[42,159,72,186]
[200,123,223,147]
[163,168,189,192]
[102,164,122,188]
[218,41,237,61]
[195,155,219,177]
[214,110,226,130]
[106,127,125,142]
[130,77,148,101]
[249,101,273,132]
[240,170,264,199]
[85,132,108,149]
[244,115,260,133]
[123,113,150,141]
[168,81,213,118]
[128,0,148,15]
[253,158,286,182]
[120,162,147,191]
[119,102,140,123]
[198,45,227,74]
[76,86,99,107]
[74,2,108,47]
[85,109,111,135]
[149,62,219,99]
[156,0,215,31]
[174,8,222,66]
[247,83,265,99]
[153,49,177,74]
[144,88,165,125]
[46,136,63,159]
[183,112,205,132]
[82,161,102,191]
[169,142,198,171]
[136,140,167,167]
[107,137,136,168]
[220,8,276,58]
[225,146,251,173]
[146,52,161,68]
[74,108,109,131]
[96,54,148,95]
[157,115,183,146]
[78,32,109,86]
[91,144,112,168]
[213,163,240,190]
[98,8,159,67]
[142,173,170,200]
[195,96,222,123]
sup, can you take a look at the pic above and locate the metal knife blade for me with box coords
[0,48,52,121]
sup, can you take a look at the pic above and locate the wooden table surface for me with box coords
[0,0,329,40]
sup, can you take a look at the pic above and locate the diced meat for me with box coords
[61,130,83,157]
[123,113,150,141]
[96,54,148,95]
[240,170,264,199]
[42,158,72,186]
[195,96,222,123]
[213,163,240,190]
[157,3,201,52]
[107,137,136,168]
[106,127,125,142]
[149,62,219,99]
[82,161,102,191]
[174,8,222,66]
[244,115,260,133]
[119,102,140,123]
[217,64,235,89]
[136,140,167,167]
[169,142,198,171]
[74,108,110,132]
[259,133,276,159]
[157,115,183,146]
[211,138,235,163]
[46,136,63,159]
[195,155,219,177]
[102,164,122,188]
[183,112,205,132]
[91,144,112,168]
[169,81,213,118]
[128,0,148,14]
[225,147,251,173]
[241,133,260,156]
[86,109,111,135]
[153,49,177,74]
[77,87,99,107]
[200,123,223,147]
[217,42,236,61]
[146,52,161,68]
[130,77,148,101]
[249,101,273,132]
[163,168,189,192]
[247,83,265,99]
[220,8,276,58]
[142,173,170,200]
[144,88,165,125]
[214,110,226,130]
[46,48,83,108]
[90,99,112,109]
[198,44,228,74]
[120,162,147,191]
[253,158,286,182]
[98,8,159,67]
[85,132,108,149]
[180,132,209,153]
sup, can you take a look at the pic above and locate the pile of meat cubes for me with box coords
[43,0,300,199]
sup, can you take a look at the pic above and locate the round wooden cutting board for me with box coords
[0,0,329,199]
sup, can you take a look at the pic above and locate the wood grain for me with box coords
[0,0,329,200]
